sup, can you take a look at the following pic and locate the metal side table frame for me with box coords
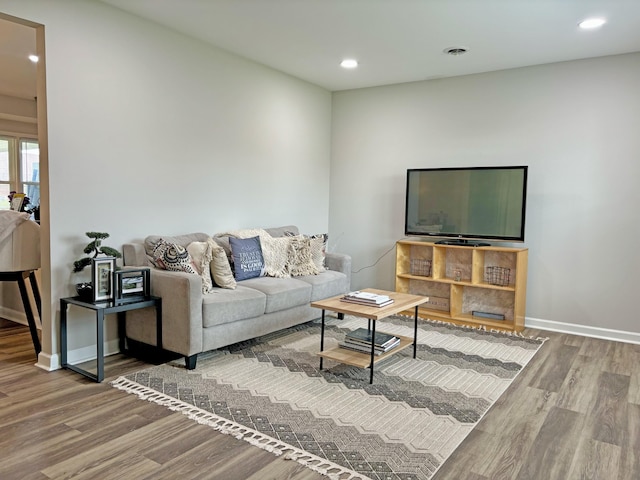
[60,295,162,382]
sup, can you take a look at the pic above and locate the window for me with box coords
[0,136,40,210]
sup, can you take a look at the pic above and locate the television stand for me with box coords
[435,239,491,247]
[395,240,528,332]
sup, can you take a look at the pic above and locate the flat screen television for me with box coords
[404,166,528,245]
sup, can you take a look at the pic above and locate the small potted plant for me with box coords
[73,232,122,299]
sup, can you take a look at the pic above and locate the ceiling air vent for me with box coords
[443,47,468,56]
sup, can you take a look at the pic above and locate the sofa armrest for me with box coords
[325,252,351,287]
[124,267,204,357]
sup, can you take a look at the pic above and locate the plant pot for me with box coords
[75,282,93,301]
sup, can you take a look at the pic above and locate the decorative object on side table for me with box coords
[75,282,93,301]
[114,267,150,302]
[72,231,122,302]
[92,256,116,302]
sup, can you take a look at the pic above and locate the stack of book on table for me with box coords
[339,328,400,356]
[340,291,394,307]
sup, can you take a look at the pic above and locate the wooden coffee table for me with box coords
[311,288,428,383]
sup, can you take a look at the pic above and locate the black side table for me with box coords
[60,295,162,382]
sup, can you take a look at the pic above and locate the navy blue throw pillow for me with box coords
[229,236,265,281]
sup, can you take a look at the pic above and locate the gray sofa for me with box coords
[121,225,351,369]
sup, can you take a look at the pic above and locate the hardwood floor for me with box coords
[1,318,638,479]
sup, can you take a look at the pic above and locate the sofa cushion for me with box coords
[229,236,265,281]
[239,276,312,313]
[202,285,267,327]
[145,233,210,252]
[296,269,349,301]
[264,225,299,238]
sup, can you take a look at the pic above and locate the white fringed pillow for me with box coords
[187,239,216,294]
[260,235,291,278]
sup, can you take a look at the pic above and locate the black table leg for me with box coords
[117,311,126,353]
[18,274,40,356]
[413,305,418,358]
[156,298,163,349]
[96,310,105,383]
[319,309,325,370]
[60,299,68,368]
[369,319,376,384]
[28,271,41,319]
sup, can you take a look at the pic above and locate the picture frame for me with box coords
[91,256,116,302]
[114,267,150,302]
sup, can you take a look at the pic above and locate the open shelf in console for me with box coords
[395,240,528,332]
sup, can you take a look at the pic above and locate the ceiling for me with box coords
[99,0,640,91]
[1,1,640,98]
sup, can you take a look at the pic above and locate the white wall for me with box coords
[0,0,332,368]
[331,53,640,338]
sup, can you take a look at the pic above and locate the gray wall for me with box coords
[0,0,332,367]
[331,52,640,340]
[2,0,639,368]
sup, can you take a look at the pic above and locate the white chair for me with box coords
[0,210,41,356]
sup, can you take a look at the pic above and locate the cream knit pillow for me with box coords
[260,235,291,278]
[210,242,237,289]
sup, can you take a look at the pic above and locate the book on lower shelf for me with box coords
[341,328,400,352]
[338,337,401,355]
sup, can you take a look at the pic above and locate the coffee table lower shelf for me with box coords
[318,334,414,369]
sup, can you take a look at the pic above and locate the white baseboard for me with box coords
[0,306,28,325]
[2,307,119,371]
[59,339,121,369]
[36,351,57,371]
[24,339,120,371]
[526,317,640,345]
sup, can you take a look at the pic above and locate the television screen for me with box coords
[404,166,528,244]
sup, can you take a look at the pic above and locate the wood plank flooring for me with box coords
[1,318,638,479]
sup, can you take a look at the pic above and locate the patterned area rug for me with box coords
[112,315,546,480]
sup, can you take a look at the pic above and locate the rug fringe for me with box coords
[111,377,371,480]
[395,313,548,342]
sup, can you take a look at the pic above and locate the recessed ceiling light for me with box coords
[28,55,39,63]
[340,59,358,69]
[579,18,606,29]
[443,47,468,56]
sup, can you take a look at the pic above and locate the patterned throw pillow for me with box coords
[308,233,328,272]
[150,239,198,275]
[285,231,327,273]
[229,236,265,281]
[286,235,319,277]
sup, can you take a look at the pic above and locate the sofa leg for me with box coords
[338,313,344,320]
[185,355,197,370]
